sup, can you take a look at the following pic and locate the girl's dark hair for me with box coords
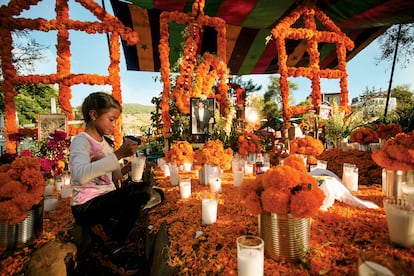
[81,92,121,123]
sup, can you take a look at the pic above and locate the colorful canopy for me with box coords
[110,0,414,75]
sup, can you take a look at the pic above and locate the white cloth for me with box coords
[310,169,379,211]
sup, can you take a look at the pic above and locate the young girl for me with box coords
[70,92,150,244]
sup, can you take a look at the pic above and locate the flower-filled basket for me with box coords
[194,140,233,185]
[0,156,46,252]
[372,130,414,198]
[240,155,325,262]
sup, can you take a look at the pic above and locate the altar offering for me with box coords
[234,170,244,187]
[44,195,58,212]
[169,164,179,186]
[384,198,414,247]
[179,178,191,199]
[342,163,358,191]
[209,177,222,193]
[202,192,218,225]
[131,155,146,182]
[61,185,72,198]
[237,235,264,276]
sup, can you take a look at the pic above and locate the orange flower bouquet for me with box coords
[0,156,46,225]
[240,154,325,218]
[373,123,403,140]
[237,131,262,156]
[289,136,324,165]
[350,127,379,145]
[193,140,233,170]
[164,141,194,166]
[372,131,414,170]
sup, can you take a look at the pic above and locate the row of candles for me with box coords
[43,172,73,212]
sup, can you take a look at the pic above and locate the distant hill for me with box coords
[123,103,155,114]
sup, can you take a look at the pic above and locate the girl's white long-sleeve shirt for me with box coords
[69,132,120,206]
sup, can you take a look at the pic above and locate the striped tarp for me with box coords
[110,0,414,75]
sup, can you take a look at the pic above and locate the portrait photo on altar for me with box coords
[190,98,215,135]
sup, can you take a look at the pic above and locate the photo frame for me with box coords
[190,98,215,135]
[38,114,67,140]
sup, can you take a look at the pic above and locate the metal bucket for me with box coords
[0,201,43,253]
[382,170,414,199]
[259,212,311,263]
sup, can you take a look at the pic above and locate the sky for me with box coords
[2,0,414,107]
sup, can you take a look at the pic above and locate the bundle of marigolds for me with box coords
[289,135,324,164]
[371,130,414,170]
[350,127,379,145]
[164,140,194,166]
[0,156,46,225]
[373,123,403,140]
[193,139,233,170]
[237,131,262,156]
[240,154,325,218]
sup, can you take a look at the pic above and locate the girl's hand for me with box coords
[114,138,139,159]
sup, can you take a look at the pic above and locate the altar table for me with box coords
[148,168,414,275]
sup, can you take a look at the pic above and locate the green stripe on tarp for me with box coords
[242,0,295,28]
[237,28,270,75]
[131,0,154,9]
[320,0,384,23]
[167,22,186,71]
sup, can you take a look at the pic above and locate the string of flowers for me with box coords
[350,127,379,145]
[371,130,414,170]
[270,2,354,128]
[237,131,262,156]
[158,0,229,137]
[0,156,46,225]
[0,0,138,151]
[240,154,325,217]
[164,141,194,166]
[193,140,233,170]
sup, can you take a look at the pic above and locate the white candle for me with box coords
[244,163,254,175]
[61,185,72,198]
[342,171,358,191]
[169,164,179,186]
[163,164,170,176]
[179,180,191,199]
[44,196,58,212]
[358,261,395,276]
[43,184,54,196]
[202,198,217,225]
[55,180,64,191]
[237,248,264,276]
[209,177,221,193]
[234,171,244,187]
[131,156,146,182]
[183,162,192,172]
[50,98,56,114]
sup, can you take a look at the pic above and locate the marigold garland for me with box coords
[240,154,325,218]
[372,130,414,170]
[0,156,46,225]
[0,0,138,152]
[270,2,354,128]
[158,0,229,137]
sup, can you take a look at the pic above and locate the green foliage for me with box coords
[15,84,59,125]
[123,103,155,114]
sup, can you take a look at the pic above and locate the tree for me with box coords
[262,75,298,119]
[14,84,59,126]
[232,75,262,94]
[376,23,414,68]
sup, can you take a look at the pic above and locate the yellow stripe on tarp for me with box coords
[225,24,242,64]
[287,40,308,67]
[129,4,154,71]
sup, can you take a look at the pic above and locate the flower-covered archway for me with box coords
[270,2,354,129]
[0,0,138,153]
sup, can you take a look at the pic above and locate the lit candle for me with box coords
[61,185,72,199]
[202,198,217,225]
[131,155,146,182]
[233,170,244,187]
[179,179,191,199]
[209,177,221,193]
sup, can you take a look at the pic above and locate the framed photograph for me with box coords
[190,98,215,135]
[38,114,67,140]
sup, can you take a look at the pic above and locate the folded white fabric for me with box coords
[310,169,379,210]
